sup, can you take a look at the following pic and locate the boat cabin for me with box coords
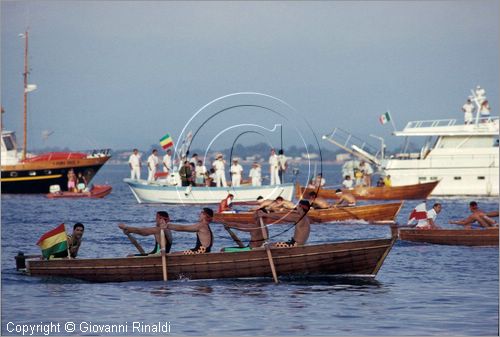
[1,130,20,165]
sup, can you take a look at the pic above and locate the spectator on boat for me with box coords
[179,161,193,187]
[342,175,354,189]
[475,85,486,105]
[479,100,491,121]
[212,154,227,187]
[258,199,311,248]
[147,149,159,183]
[267,196,296,212]
[195,160,207,186]
[359,161,374,186]
[67,169,77,192]
[333,189,356,207]
[269,148,280,185]
[383,175,392,187]
[354,168,363,187]
[230,159,244,187]
[450,201,498,228]
[278,149,288,183]
[249,162,262,186]
[307,191,330,209]
[118,211,173,256]
[166,208,214,254]
[189,153,199,165]
[218,193,234,213]
[376,177,385,187]
[162,148,172,173]
[462,98,475,124]
[52,223,85,259]
[415,203,442,230]
[308,173,326,189]
[128,148,142,180]
[207,168,216,187]
[76,172,88,192]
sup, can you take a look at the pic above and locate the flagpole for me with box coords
[388,110,397,132]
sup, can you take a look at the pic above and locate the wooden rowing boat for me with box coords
[296,180,439,200]
[46,185,112,199]
[398,227,499,246]
[16,235,396,282]
[214,202,403,224]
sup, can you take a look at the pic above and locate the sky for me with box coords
[1,1,499,154]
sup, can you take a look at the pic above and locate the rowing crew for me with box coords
[117,201,312,256]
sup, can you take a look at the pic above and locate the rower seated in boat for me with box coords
[51,223,85,259]
[306,191,330,209]
[257,200,311,248]
[333,189,356,207]
[415,203,442,230]
[450,201,498,228]
[266,196,296,212]
[218,193,234,213]
[118,211,173,256]
[166,208,214,254]
[222,222,267,249]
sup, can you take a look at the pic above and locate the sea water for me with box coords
[1,164,498,335]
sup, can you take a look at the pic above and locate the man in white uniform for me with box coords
[462,98,475,124]
[163,149,172,173]
[128,148,141,180]
[230,159,244,187]
[268,149,280,185]
[416,203,442,229]
[212,154,227,187]
[359,161,374,186]
[249,162,262,186]
[195,160,207,186]
[147,149,159,182]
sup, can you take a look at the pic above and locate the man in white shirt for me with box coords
[462,98,475,124]
[359,161,374,186]
[268,149,280,185]
[212,154,227,187]
[128,148,141,180]
[147,149,159,182]
[342,175,354,189]
[230,159,244,187]
[278,149,288,183]
[162,149,172,173]
[195,160,207,186]
[249,162,262,186]
[416,203,442,229]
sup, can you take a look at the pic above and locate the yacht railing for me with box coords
[403,116,499,130]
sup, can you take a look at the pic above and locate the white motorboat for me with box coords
[323,86,499,196]
[124,178,295,204]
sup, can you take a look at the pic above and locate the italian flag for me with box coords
[159,133,174,150]
[379,111,391,125]
[36,224,68,259]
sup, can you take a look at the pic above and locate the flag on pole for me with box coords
[36,224,68,259]
[379,111,391,125]
[408,202,427,225]
[159,133,174,150]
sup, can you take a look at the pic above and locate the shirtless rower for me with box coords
[307,191,330,209]
[450,201,498,228]
[223,222,267,248]
[333,189,356,207]
[166,208,215,254]
[118,211,173,256]
[267,196,296,212]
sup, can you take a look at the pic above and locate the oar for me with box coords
[259,216,279,284]
[223,225,245,248]
[125,232,146,255]
[160,229,168,282]
[331,205,361,221]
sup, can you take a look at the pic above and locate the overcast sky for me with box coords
[2,1,498,154]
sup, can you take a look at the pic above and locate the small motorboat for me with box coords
[46,185,112,199]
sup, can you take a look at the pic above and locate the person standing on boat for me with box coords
[162,148,172,173]
[166,207,214,254]
[118,211,173,256]
[415,203,442,229]
[479,100,491,121]
[212,154,227,187]
[179,161,193,186]
[195,160,207,186]
[189,153,199,165]
[359,160,373,186]
[450,201,497,228]
[278,149,288,183]
[268,149,280,185]
[76,172,88,192]
[230,159,244,187]
[128,148,142,180]
[462,98,475,124]
[249,162,262,186]
[147,149,159,182]
[67,169,77,192]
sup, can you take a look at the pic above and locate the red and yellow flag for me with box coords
[36,224,68,259]
[159,133,174,150]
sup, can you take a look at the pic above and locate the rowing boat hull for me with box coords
[124,178,295,204]
[398,227,499,246]
[296,181,439,200]
[23,238,395,282]
[46,185,112,199]
[214,202,403,224]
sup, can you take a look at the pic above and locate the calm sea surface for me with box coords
[1,164,498,335]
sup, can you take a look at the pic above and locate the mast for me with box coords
[22,30,29,160]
